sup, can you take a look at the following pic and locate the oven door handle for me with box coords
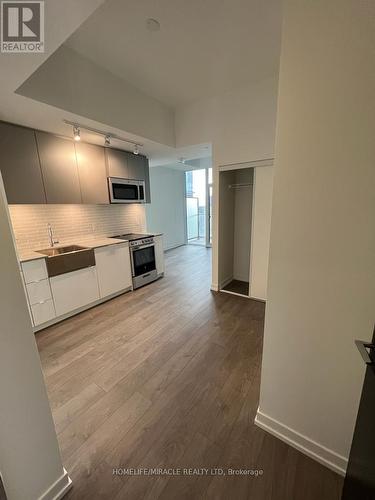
[130,250,135,276]
[130,243,155,251]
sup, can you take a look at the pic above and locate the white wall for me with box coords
[17,45,175,147]
[257,0,375,475]
[218,170,235,286]
[233,169,253,282]
[146,166,186,251]
[175,76,279,296]
[0,176,70,499]
[250,166,274,300]
[175,76,278,165]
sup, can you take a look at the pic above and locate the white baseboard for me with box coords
[165,243,185,252]
[211,276,233,292]
[219,276,233,289]
[38,468,72,500]
[254,408,347,476]
[220,289,248,298]
[248,295,266,303]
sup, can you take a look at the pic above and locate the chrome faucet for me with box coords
[47,223,59,247]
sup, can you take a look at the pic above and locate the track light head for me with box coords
[105,135,111,146]
[73,126,81,141]
[133,144,139,155]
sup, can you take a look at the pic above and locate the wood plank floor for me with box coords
[36,245,343,500]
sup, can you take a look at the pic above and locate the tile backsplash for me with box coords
[9,204,147,251]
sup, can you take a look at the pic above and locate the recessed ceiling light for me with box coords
[146,18,160,32]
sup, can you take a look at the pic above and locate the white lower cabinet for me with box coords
[31,300,55,326]
[155,235,165,276]
[26,279,52,305]
[26,278,56,326]
[50,266,100,317]
[20,260,55,327]
[95,243,132,298]
[21,243,139,330]
[21,259,48,284]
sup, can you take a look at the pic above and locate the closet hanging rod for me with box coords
[229,183,253,189]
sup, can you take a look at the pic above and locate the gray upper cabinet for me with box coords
[0,122,46,204]
[144,157,151,203]
[75,142,109,204]
[127,154,151,203]
[36,132,82,204]
[106,148,128,179]
[127,153,145,179]
[0,120,150,205]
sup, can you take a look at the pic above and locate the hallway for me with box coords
[36,245,342,499]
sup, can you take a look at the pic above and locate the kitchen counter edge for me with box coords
[17,238,129,263]
[17,234,163,263]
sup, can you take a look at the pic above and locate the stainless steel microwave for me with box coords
[108,177,145,204]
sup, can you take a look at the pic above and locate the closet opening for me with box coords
[218,166,254,298]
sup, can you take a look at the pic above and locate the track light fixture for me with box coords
[73,126,81,141]
[64,120,144,151]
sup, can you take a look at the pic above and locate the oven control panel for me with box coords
[130,237,154,247]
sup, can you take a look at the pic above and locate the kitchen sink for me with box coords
[36,245,88,257]
[36,245,96,277]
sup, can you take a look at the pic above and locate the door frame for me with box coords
[216,158,274,298]
[184,166,212,248]
[205,167,212,247]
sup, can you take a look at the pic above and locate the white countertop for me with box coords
[17,237,127,263]
[17,234,163,263]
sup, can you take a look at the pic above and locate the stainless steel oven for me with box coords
[130,240,157,289]
[110,234,158,289]
[108,177,146,204]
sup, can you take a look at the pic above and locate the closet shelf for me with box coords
[228,183,253,189]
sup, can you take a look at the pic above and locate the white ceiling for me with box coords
[0,0,281,166]
[0,1,104,138]
[160,156,212,171]
[65,0,282,107]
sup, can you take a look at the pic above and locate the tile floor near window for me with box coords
[36,245,343,500]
